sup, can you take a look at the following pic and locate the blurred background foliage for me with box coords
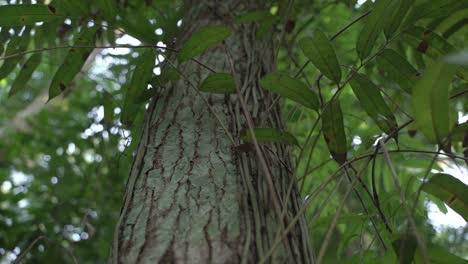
[0,0,466,263]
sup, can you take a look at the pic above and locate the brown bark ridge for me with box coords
[110,1,314,263]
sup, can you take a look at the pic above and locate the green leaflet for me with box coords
[412,62,456,143]
[383,0,415,39]
[117,8,160,45]
[322,99,347,165]
[102,91,114,126]
[234,10,276,38]
[48,26,97,101]
[135,65,179,104]
[127,50,156,104]
[445,50,468,66]
[0,27,31,80]
[405,27,455,59]
[415,245,468,264]
[349,73,398,136]
[234,10,273,23]
[376,49,419,93]
[356,0,393,60]
[392,234,417,264]
[49,0,89,17]
[299,30,342,84]
[150,67,179,86]
[95,0,117,22]
[243,128,298,145]
[422,173,468,221]
[413,0,468,20]
[0,4,58,26]
[178,25,232,62]
[259,73,319,111]
[199,73,236,94]
[9,53,41,97]
[121,50,155,126]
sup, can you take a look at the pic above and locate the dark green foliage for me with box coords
[1,0,467,262]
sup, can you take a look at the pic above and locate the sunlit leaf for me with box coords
[444,50,468,66]
[178,25,232,62]
[0,4,58,26]
[377,49,420,93]
[349,73,398,135]
[9,53,41,97]
[260,73,319,110]
[199,73,236,94]
[243,128,298,145]
[299,30,342,84]
[412,62,456,143]
[322,99,347,164]
[356,0,393,60]
[48,26,97,101]
[422,173,468,221]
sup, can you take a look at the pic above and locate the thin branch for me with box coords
[0,44,176,61]
[378,140,430,264]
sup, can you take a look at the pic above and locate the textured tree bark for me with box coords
[111,1,313,263]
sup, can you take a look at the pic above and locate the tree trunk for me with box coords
[111,1,313,263]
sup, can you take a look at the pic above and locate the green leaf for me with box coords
[50,1,88,17]
[356,0,394,60]
[299,30,342,84]
[383,0,415,38]
[121,84,141,129]
[48,26,97,101]
[412,0,468,20]
[444,50,468,66]
[118,8,160,45]
[9,53,41,97]
[121,51,155,126]
[234,10,273,23]
[0,27,31,80]
[199,73,236,94]
[95,0,117,22]
[150,67,179,87]
[377,49,420,93]
[422,173,468,221]
[436,9,468,39]
[415,245,468,264]
[0,4,58,26]
[127,50,156,104]
[392,234,417,264]
[349,73,398,135]
[259,73,319,110]
[322,99,347,164]
[243,128,298,145]
[406,27,455,59]
[412,62,456,143]
[178,25,232,62]
[102,91,114,126]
